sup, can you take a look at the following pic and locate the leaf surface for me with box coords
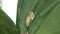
[17,0,60,34]
[0,8,19,34]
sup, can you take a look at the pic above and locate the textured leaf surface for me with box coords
[17,0,60,34]
[0,8,19,34]
[28,0,60,34]
[16,0,27,34]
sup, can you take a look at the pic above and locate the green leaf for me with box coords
[17,0,60,34]
[16,0,40,34]
[16,0,27,34]
[28,0,60,34]
[0,8,19,34]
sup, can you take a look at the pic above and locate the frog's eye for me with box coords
[25,11,35,27]
[30,12,35,20]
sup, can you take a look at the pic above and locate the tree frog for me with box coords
[26,11,35,27]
